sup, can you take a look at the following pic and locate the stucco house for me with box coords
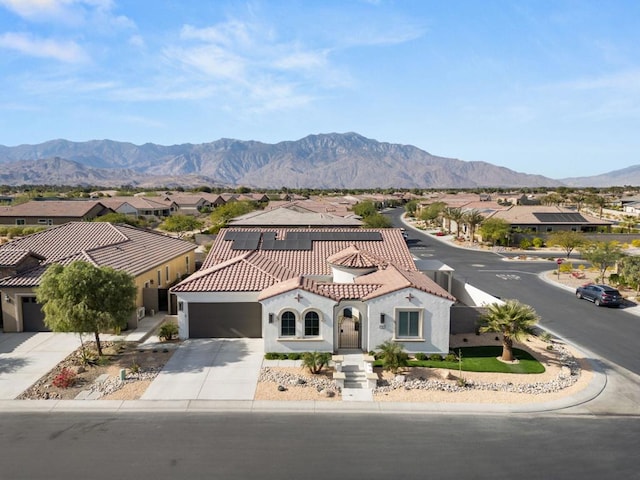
[171,228,456,355]
[0,222,196,332]
[0,200,114,226]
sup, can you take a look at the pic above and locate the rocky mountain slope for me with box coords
[0,132,583,188]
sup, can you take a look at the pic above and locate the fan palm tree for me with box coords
[444,207,464,237]
[479,300,539,362]
[462,209,485,243]
[376,340,408,374]
[619,215,637,234]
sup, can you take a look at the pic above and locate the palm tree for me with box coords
[462,209,485,243]
[479,300,539,362]
[587,194,607,219]
[376,340,408,374]
[444,207,464,237]
[301,351,332,374]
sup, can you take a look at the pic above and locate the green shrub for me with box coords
[264,352,280,360]
[428,354,442,362]
[287,352,301,360]
[414,352,427,361]
[540,332,552,343]
[519,239,532,250]
[158,322,179,341]
[532,237,544,248]
[376,340,409,374]
[559,262,573,273]
[444,353,457,362]
[301,351,331,374]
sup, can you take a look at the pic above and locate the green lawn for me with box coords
[375,346,545,374]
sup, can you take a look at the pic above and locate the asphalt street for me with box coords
[389,209,640,376]
[1,412,638,480]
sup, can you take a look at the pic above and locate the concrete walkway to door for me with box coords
[141,338,264,401]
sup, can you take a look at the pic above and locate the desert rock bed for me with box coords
[18,340,176,400]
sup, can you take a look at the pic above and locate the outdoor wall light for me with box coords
[4,294,9,302]
[268,313,274,323]
[379,313,385,324]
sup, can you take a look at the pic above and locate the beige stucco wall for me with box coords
[0,287,37,332]
[1,250,195,332]
[133,251,196,306]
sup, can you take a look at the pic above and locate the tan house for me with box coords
[0,222,196,332]
[0,200,113,226]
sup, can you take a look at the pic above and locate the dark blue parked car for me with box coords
[575,284,623,307]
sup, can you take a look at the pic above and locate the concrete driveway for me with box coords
[0,332,81,399]
[141,338,264,401]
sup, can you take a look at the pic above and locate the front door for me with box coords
[339,310,361,349]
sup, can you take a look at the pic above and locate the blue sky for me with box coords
[0,0,638,180]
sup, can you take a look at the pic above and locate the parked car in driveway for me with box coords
[575,284,623,307]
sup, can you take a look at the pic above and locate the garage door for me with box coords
[22,296,49,332]
[188,302,262,338]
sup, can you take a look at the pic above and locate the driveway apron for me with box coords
[141,338,264,400]
[0,332,81,400]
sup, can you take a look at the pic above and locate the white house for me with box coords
[171,228,456,354]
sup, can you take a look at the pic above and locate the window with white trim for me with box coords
[304,311,320,337]
[396,310,421,338]
[280,310,296,337]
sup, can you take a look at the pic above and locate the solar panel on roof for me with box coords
[533,213,588,223]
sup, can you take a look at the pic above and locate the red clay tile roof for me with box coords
[201,228,414,273]
[176,227,455,303]
[327,245,388,269]
[0,222,196,287]
[172,251,298,293]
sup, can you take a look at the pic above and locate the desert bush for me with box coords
[532,237,545,248]
[414,352,427,361]
[428,354,443,362]
[444,353,457,362]
[158,322,179,341]
[52,368,76,388]
[519,238,532,250]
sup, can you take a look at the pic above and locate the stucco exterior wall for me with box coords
[134,251,196,306]
[260,289,335,353]
[365,288,453,354]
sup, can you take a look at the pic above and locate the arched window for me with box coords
[280,310,296,337]
[304,311,320,337]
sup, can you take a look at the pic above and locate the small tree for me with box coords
[479,218,510,246]
[362,212,392,228]
[546,230,586,258]
[619,256,640,293]
[376,340,408,374]
[479,300,539,362]
[160,214,203,238]
[36,261,137,357]
[582,241,625,282]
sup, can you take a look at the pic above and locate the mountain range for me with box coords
[0,133,634,189]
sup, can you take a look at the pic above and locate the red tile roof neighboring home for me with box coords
[174,227,453,304]
[99,196,171,211]
[484,205,611,225]
[227,206,363,227]
[0,222,196,287]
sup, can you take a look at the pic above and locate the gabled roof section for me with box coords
[257,275,383,301]
[0,200,109,217]
[0,249,45,267]
[355,264,455,301]
[0,222,196,287]
[172,251,298,293]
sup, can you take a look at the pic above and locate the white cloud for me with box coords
[0,0,134,30]
[0,32,88,62]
